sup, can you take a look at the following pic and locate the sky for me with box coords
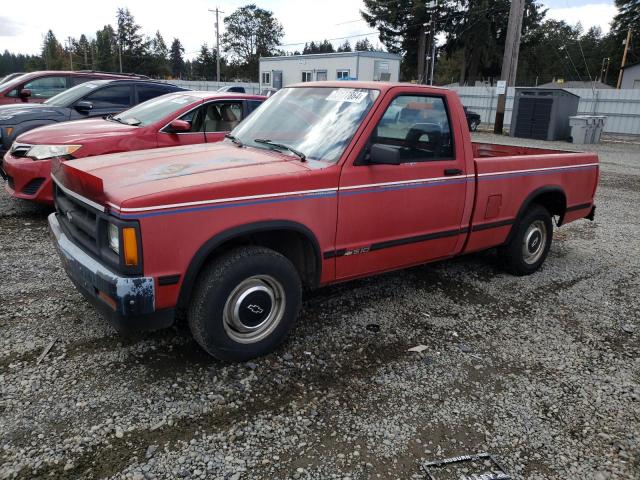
[0,0,619,60]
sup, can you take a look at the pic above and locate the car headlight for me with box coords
[27,144,82,160]
[108,223,119,254]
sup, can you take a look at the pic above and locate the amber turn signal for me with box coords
[122,227,139,266]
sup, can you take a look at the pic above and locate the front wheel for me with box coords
[188,246,302,361]
[499,205,553,276]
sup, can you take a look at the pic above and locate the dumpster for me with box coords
[591,115,607,144]
[569,115,607,144]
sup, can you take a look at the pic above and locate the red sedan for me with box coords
[2,91,265,204]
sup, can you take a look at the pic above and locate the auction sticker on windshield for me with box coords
[326,89,368,103]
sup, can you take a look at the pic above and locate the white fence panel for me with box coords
[159,80,261,95]
[451,86,640,135]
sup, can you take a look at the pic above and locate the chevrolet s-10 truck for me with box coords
[48,81,598,360]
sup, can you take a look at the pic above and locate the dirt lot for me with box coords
[1,133,639,480]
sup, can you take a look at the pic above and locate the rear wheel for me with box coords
[188,246,302,361]
[500,205,553,276]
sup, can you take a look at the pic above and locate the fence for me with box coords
[450,86,640,136]
[160,79,262,95]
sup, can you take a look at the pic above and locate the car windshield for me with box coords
[44,82,106,107]
[112,94,199,126]
[231,86,379,163]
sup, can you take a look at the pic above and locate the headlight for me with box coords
[108,223,119,254]
[27,144,82,160]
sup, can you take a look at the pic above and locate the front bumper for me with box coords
[2,152,54,204]
[49,212,174,331]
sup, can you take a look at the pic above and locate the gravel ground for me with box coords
[1,133,639,480]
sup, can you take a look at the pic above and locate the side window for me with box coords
[203,102,243,132]
[337,70,350,80]
[372,95,454,162]
[70,76,97,86]
[176,107,204,132]
[247,100,263,114]
[137,85,171,104]
[261,72,271,85]
[83,85,132,109]
[22,76,68,99]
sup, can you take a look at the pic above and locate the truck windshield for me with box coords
[231,87,379,163]
[112,94,199,126]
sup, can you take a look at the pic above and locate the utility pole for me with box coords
[118,41,123,73]
[494,0,525,134]
[418,25,427,84]
[209,7,224,83]
[67,37,73,70]
[429,17,437,85]
[616,29,633,89]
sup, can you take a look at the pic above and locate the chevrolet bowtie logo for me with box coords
[247,304,264,314]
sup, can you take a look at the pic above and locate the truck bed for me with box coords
[472,142,570,158]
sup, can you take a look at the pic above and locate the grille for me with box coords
[55,184,101,258]
[10,144,31,158]
[21,177,45,195]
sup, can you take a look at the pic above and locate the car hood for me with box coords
[0,103,69,124]
[56,142,326,211]
[17,118,138,144]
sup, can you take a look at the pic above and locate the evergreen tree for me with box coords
[96,25,118,72]
[150,31,170,77]
[337,40,352,52]
[169,38,185,78]
[41,30,65,69]
[116,8,149,73]
[355,39,374,51]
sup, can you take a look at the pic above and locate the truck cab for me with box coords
[48,82,598,361]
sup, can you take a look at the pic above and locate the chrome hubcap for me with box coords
[223,275,286,344]
[522,220,547,265]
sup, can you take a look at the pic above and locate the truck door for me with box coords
[334,91,469,279]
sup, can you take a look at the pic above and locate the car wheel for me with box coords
[188,246,302,361]
[499,205,553,276]
[470,119,479,131]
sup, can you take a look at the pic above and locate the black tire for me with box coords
[499,205,553,276]
[188,246,302,361]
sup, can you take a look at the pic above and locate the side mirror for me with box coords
[368,143,401,165]
[20,88,32,98]
[168,119,191,132]
[74,100,93,113]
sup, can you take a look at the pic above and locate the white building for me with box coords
[259,51,401,90]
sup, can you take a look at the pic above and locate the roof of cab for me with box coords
[286,80,451,92]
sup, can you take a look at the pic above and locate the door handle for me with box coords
[444,168,463,176]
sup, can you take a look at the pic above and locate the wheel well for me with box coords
[531,190,567,224]
[177,226,320,313]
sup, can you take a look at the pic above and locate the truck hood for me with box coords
[17,118,138,144]
[0,103,69,124]
[56,142,320,211]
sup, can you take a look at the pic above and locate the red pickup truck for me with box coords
[48,82,598,361]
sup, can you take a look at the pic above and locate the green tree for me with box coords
[150,31,170,77]
[337,40,352,52]
[355,39,374,51]
[41,30,65,69]
[222,4,283,80]
[116,8,149,73]
[96,25,117,71]
[193,44,217,79]
[170,38,185,78]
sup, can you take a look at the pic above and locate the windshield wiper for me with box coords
[225,133,243,147]
[254,138,306,162]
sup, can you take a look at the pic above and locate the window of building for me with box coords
[301,71,313,82]
[316,70,327,81]
[337,70,350,80]
[372,95,454,162]
[261,72,271,85]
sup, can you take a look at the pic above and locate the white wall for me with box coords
[259,54,400,89]
[451,85,640,136]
